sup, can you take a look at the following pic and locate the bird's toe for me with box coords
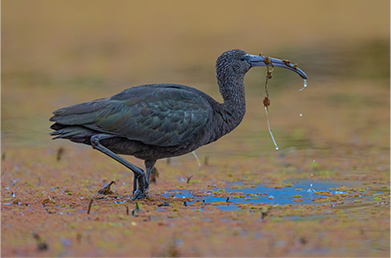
[130,190,147,200]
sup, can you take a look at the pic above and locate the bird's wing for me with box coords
[50,84,211,146]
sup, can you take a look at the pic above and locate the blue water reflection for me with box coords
[163,179,360,211]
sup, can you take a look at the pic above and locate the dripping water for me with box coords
[299,79,307,91]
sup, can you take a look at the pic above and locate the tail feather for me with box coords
[49,98,109,125]
[50,125,96,144]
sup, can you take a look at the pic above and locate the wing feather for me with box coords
[50,84,211,146]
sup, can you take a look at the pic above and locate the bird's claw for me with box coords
[131,189,147,200]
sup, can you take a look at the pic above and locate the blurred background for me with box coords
[2,0,390,158]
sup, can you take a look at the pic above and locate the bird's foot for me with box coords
[144,181,150,194]
[130,189,147,201]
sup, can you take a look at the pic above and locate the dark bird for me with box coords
[50,49,307,200]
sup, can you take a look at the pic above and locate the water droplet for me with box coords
[299,113,302,117]
[313,160,316,162]
[307,184,316,193]
[275,146,279,150]
[299,79,307,91]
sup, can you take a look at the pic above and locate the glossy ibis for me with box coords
[50,49,307,200]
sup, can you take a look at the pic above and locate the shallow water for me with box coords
[163,179,381,211]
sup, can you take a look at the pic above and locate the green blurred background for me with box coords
[2,0,390,155]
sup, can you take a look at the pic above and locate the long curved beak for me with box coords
[245,54,308,79]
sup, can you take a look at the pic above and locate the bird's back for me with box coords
[50,84,215,150]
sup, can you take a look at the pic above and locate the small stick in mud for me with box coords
[32,233,48,251]
[131,201,142,216]
[87,197,94,215]
[158,201,170,207]
[203,155,209,166]
[261,207,269,219]
[97,180,115,195]
[56,147,65,161]
[1,169,6,177]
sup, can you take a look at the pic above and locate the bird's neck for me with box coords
[218,74,246,130]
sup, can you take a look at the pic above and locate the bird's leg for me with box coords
[149,167,159,184]
[90,134,147,200]
[133,174,137,194]
[144,160,157,192]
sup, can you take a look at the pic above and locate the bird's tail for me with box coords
[50,124,95,145]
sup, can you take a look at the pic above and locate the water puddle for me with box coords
[162,179,382,211]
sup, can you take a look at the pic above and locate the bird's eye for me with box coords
[241,56,245,61]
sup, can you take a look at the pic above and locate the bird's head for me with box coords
[216,49,307,81]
